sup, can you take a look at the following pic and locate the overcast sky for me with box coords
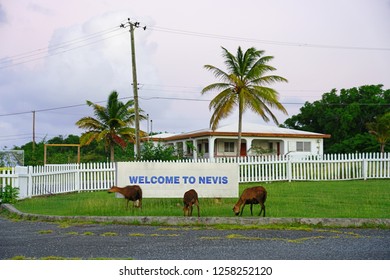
[1,0,389,149]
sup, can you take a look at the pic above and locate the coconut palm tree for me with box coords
[76,91,145,161]
[201,46,288,156]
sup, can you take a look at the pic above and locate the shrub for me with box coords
[0,185,19,204]
[139,141,179,161]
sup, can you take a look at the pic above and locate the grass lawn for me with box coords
[12,180,390,219]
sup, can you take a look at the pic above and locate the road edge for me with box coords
[2,203,390,228]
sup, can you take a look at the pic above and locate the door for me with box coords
[240,143,247,157]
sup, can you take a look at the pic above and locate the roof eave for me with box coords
[152,131,331,141]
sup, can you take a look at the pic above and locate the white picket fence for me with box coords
[239,153,390,182]
[1,153,389,199]
[1,162,116,199]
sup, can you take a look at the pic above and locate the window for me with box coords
[296,141,311,152]
[224,142,235,153]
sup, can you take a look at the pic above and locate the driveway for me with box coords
[0,216,389,260]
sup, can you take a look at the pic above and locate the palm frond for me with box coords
[221,47,239,75]
[75,117,105,130]
[79,131,99,146]
[209,88,237,129]
[112,134,127,149]
[201,82,231,94]
[251,75,288,85]
[251,86,288,115]
[203,65,230,82]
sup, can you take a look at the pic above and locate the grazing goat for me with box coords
[183,189,200,217]
[108,185,142,210]
[233,186,267,217]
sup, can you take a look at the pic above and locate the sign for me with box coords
[116,162,238,198]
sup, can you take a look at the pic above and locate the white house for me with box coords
[146,122,331,160]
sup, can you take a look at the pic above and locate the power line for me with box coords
[3,22,389,70]
[149,26,390,51]
[5,26,120,60]
[139,96,390,106]
[0,133,32,140]
[0,26,126,69]
[0,95,137,117]
[0,103,86,117]
[1,92,389,118]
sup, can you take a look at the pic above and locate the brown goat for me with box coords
[108,185,142,209]
[233,186,267,217]
[183,189,200,217]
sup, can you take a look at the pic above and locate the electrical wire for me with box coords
[5,26,121,60]
[0,26,126,69]
[149,26,390,51]
[2,95,388,119]
[2,22,389,70]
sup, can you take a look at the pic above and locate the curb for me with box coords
[2,203,390,227]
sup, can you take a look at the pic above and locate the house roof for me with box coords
[148,122,331,142]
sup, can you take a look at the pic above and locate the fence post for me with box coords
[287,156,292,182]
[14,166,28,199]
[362,155,368,180]
[75,163,80,192]
[27,166,33,198]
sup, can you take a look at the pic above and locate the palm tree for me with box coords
[366,112,390,155]
[201,46,288,156]
[76,91,145,162]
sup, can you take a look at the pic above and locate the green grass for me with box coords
[12,180,390,219]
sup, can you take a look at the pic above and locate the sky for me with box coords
[1,0,390,149]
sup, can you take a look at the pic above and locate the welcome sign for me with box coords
[116,162,239,198]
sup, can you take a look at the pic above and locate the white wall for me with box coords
[286,138,323,156]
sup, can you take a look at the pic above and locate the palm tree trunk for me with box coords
[237,99,243,157]
[110,144,115,162]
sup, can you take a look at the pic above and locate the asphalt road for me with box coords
[0,216,389,260]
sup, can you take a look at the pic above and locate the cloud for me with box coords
[27,2,53,16]
[0,3,6,24]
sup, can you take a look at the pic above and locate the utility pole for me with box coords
[120,18,146,159]
[32,110,36,153]
[146,113,149,141]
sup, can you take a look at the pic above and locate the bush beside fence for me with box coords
[0,153,389,200]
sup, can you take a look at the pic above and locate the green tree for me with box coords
[282,85,390,153]
[76,91,145,162]
[366,112,390,155]
[139,141,179,161]
[201,46,288,156]
[20,141,45,166]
